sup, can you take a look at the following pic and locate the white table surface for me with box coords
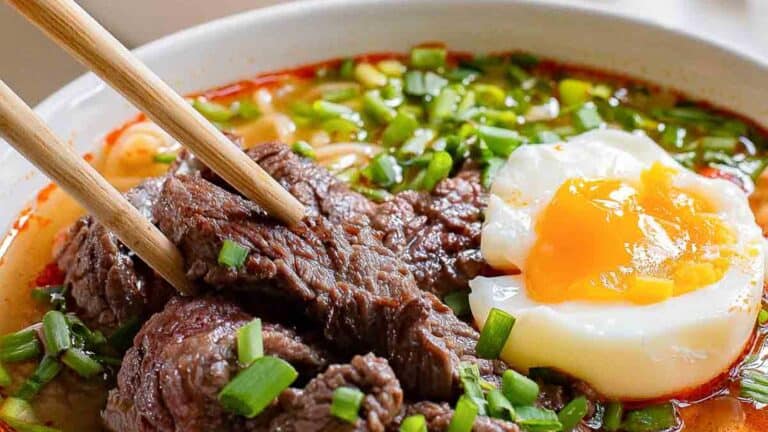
[1,0,767,105]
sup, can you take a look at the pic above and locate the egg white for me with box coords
[470,130,765,400]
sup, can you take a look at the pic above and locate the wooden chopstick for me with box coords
[0,80,194,296]
[8,0,306,226]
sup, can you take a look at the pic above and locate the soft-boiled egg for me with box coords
[470,129,765,400]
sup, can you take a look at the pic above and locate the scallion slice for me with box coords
[404,71,426,96]
[30,285,66,310]
[231,99,261,119]
[476,308,515,359]
[481,158,505,190]
[0,362,10,387]
[620,403,677,432]
[603,401,623,431]
[558,396,589,431]
[363,90,397,124]
[421,151,452,191]
[312,100,356,120]
[740,370,768,404]
[443,291,470,316]
[237,318,263,366]
[447,395,478,432]
[339,58,356,79]
[486,389,514,420]
[355,63,388,88]
[558,79,592,107]
[399,414,427,432]
[153,152,177,164]
[291,141,316,159]
[514,405,562,431]
[429,88,460,126]
[759,309,768,325]
[42,311,70,356]
[501,369,539,406]
[193,98,235,123]
[478,126,523,158]
[330,386,365,423]
[61,348,103,378]
[218,239,249,269]
[383,112,418,147]
[14,356,62,400]
[0,330,42,363]
[411,47,447,70]
[458,362,488,416]
[218,356,298,417]
[0,397,38,424]
[322,86,359,103]
[573,104,603,132]
[423,72,448,96]
[364,154,402,187]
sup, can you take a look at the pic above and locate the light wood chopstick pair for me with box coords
[0,0,307,295]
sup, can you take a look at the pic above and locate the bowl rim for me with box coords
[34,0,768,119]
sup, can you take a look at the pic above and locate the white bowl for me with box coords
[1,0,767,230]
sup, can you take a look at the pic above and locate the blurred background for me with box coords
[2,0,767,105]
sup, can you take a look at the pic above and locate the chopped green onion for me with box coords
[514,405,562,431]
[322,118,361,138]
[330,386,365,423]
[621,403,678,432]
[759,309,768,325]
[446,68,480,84]
[534,130,561,144]
[661,125,687,149]
[355,63,388,88]
[429,88,460,126]
[603,401,623,431]
[364,154,402,187]
[1,418,61,432]
[501,369,539,406]
[291,141,316,159]
[423,72,448,96]
[399,129,435,158]
[383,112,418,147]
[411,47,447,70]
[476,308,515,359]
[652,107,721,124]
[339,58,356,79]
[363,90,397,124]
[0,397,38,423]
[510,52,540,68]
[312,100,356,120]
[741,370,768,403]
[699,136,738,153]
[459,362,488,415]
[65,315,105,351]
[218,356,298,417]
[30,285,66,310]
[193,98,235,123]
[573,104,604,131]
[378,60,407,77]
[558,79,593,107]
[444,291,470,316]
[153,152,177,164]
[421,151,452,191]
[481,158,505,190]
[218,239,249,269]
[404,71,427,96]
[14,356,62,400]
[351,185,392,202]
[237,318,263,366]
[478,126,524,158]
[107,316,142,352]
[507,65,531,87]
[486,389,514,420]
[0,330,42,363]
[447,395,478,432]
[231,99,261,119]
[0,362,10,387]
[42,311,70,356]
[591,84,613,99]
[613,107,644,131]
[61,348,103,378]
[399,414,427,432]
[322,86,360,103]
[473,84,506,108]
[558,396,589,431]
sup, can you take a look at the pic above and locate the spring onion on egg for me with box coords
[330,387,365,423]
[475,308,516,359]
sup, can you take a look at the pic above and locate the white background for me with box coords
[1,0,767,104]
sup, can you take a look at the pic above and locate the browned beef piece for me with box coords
[370,170,486,297]
[103,296,333,432]
[55,179,174,330]
[401,402,520,432]
[152,174,502,400]
[262,353,403,432]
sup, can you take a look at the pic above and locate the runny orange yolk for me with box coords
[525,162,735,305]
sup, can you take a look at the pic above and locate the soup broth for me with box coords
[1,47,768,431]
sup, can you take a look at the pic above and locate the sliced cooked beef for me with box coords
[152,174,503,400]
[103,296,331,432]
[262,353,403,431]
[402,402,520,432]
[55,179,174,330]
[370,170,486,297]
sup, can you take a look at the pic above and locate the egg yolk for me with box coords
[525,163,735,304]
